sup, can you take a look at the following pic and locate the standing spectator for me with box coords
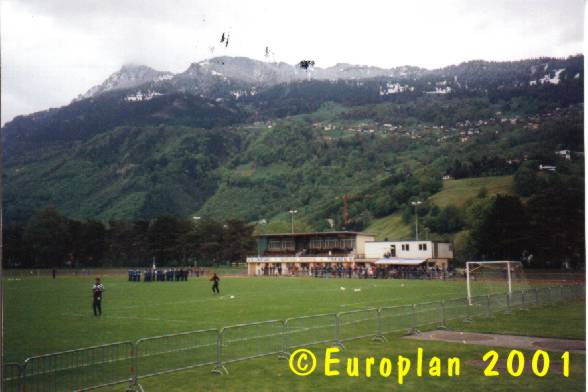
[210,273,220,294]
[92,278,105,316]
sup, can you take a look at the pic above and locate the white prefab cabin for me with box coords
[365,240,453,269]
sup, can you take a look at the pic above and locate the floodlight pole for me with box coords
[411,201,422,240]
[192,216,201,267]
[506,261,512,296]
[288,210,298,234]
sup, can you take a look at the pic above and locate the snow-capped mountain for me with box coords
[75,64,173,101]
[75,55,582,104]
[76,57,428,101]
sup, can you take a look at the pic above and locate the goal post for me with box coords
[466,261,523,305]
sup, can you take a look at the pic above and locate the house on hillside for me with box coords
[539,164,557,172]
[555,150,572,161]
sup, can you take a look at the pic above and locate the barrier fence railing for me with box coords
[21,341,134,392]
[134,328,218,382]
[414,301,444,330]
[337,308,380,345]
[442,297,468,324]
[3,363,23,392]
[378,304,414,335]
[3,284,584,391]
[214,320,286,375]
[283,313,338,353]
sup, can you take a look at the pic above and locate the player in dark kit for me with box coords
[92,278,105,316]
[209,273,220,294]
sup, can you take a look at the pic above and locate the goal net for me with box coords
[466,261,528,305]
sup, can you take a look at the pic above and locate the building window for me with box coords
[268,240,282,250]
[418,243,427,251]
[326,238,338,248]
[401,244,410,251]
[283,240,295,250]
[310,239,322,249]
[268,240,295,250]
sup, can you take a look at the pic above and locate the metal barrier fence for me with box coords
[379,304,415,335]
[468,295,489,319]
[3,284,584,391]
[537,286,551,304]
[3,363,23,392]
[442,297,468,323]
[22,341,134,392]
[283,313,338,351]
[510,290,524,309]
[215,320,285,374]
[488,292,509,312]
[523,288,538,307]
[414,301,444,329]
[134,328,217,381]
[337,308,380,343]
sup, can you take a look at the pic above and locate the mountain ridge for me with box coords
[71,55,582,103]
[1,54,583,226]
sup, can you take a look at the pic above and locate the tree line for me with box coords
[401,169,585,268]
[2,208,256,268]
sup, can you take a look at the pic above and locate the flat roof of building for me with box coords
[255,231,376,238]
[366,240,451,244]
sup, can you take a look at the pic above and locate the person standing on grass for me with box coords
[92,277,105,316]
[210,272,220,294]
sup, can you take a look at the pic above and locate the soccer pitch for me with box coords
[4,274,585,391]
[6,274,521,362]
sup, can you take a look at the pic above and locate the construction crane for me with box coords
[335,193,372,227]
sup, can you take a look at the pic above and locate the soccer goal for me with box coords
[466,261,526,305]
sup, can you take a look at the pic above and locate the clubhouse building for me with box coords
[246,231,453,276]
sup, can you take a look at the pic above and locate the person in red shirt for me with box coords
[209,273,220,294]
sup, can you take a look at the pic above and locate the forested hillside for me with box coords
[2,55,584,267]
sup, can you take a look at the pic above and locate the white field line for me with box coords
[109,285,390,310]
[61,313,193,324]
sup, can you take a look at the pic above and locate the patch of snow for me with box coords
[537,68,565,85]
[379,82,412,95]
[124,90,163,102]
[425,86,452,94]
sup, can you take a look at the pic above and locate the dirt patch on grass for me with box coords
[533,339,585,352]
[405,330,585,354]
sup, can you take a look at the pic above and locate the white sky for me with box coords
[1,0,584,125]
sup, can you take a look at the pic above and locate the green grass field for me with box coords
[5,274,584,391]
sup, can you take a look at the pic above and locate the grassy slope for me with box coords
[363,175,514,240]
[428,175,514,208]
[363,213,413,241]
